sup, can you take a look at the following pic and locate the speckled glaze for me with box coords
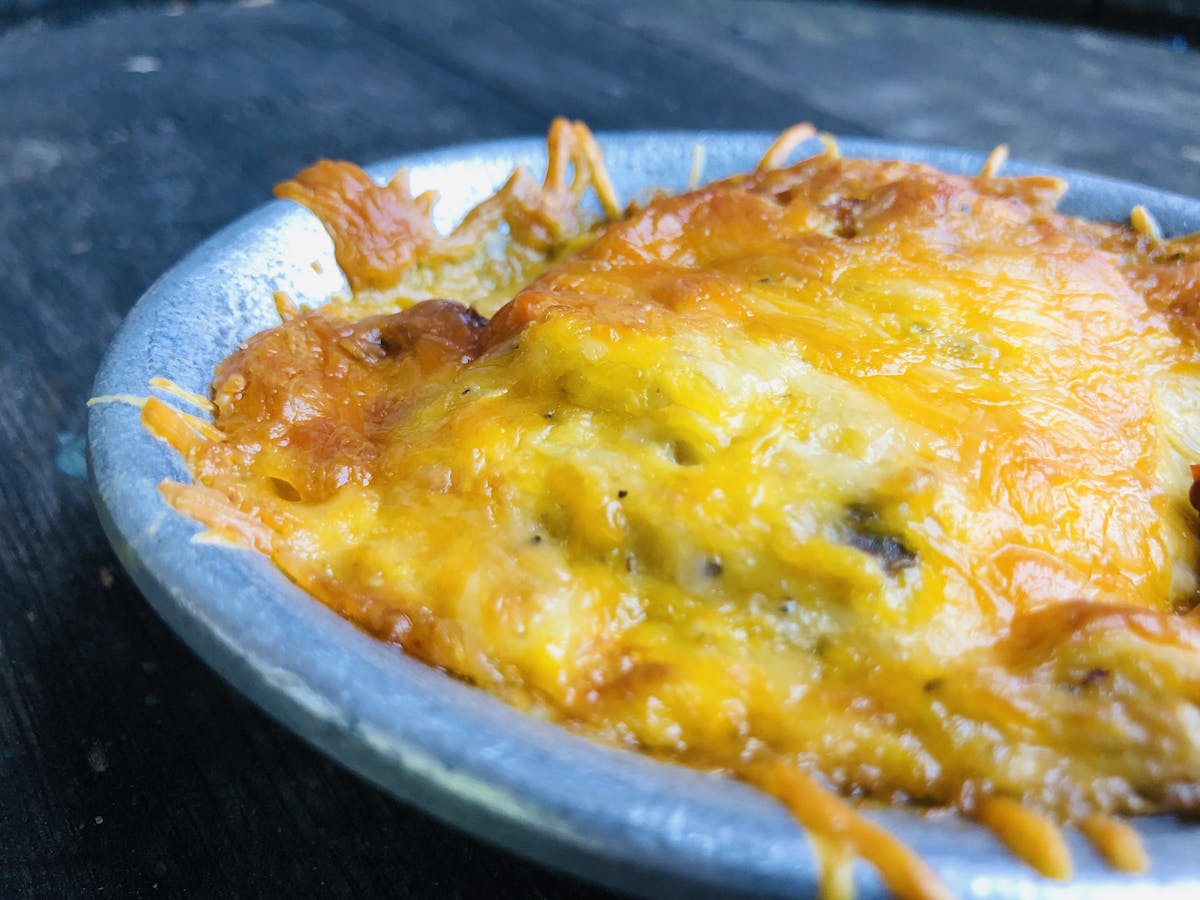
[88,133,1200,899]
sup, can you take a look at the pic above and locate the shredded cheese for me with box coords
[143,120,1200,898]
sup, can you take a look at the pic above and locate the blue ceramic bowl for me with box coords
[89,132,1200,898]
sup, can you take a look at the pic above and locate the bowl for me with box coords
[89,131,1200,898]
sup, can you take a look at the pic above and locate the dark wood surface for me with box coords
[3,1,1198,896]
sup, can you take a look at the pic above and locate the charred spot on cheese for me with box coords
[371,299,488,360]
[152,124,1200,900]
[841,502,917,576]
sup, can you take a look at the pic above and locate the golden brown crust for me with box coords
[275,118,621,292]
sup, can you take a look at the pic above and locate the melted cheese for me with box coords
[147,123,1200,898]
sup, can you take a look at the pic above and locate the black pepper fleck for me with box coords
[618,490,628,499]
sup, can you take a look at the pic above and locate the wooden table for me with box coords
[4,1,1198,895]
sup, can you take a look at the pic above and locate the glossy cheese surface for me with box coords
[151,133,1200,895]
